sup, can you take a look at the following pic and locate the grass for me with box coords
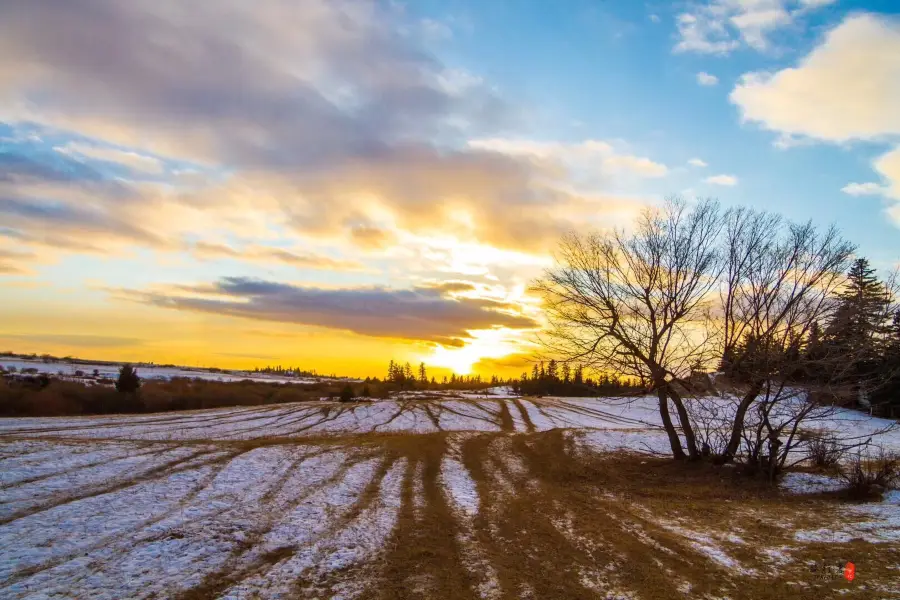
[1,397,897,599]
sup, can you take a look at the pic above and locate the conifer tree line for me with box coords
[514,359,640,396]
[374,359,641,397]
[377,360,508,390]
[720,257,899,410]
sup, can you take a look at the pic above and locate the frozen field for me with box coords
[0,396,898,599]
[0,358,355,385]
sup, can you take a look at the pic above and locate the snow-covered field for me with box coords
[1,396,898,599]
[0,358,357,385]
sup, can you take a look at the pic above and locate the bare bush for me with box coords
[804,432,844,469]
[839,448,900,499]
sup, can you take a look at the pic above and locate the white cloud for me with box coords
[730,14,900,224]
[675,12,740,54]
[841,182,887,197]
[696,72,719,86]
[54,142,164,174]
[468,138,669,178]
[688,158,709,167]
[874,146,900,200]
[705,174,738,186]
[649,14,661,24]
[840,147,900,226]
[675,1,834,54]
[731,14,900,143]
[419,18,453,41]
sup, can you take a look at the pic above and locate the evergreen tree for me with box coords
[418,362,428,384]
[824,258,892,388]
[339,384,354,402]
[546,359,558,381]
[115,364,141,394]
[872,311,900,411]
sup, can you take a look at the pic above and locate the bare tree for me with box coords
[534,198,723,460]
[716,211,855,463]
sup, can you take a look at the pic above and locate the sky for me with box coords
[1,0,899,378]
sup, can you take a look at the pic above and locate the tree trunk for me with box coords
[666,384,699,460]
[657,387,686,460]
[723,380,763,461]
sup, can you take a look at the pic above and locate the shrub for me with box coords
[805,433,844,469]
[339,384,354,403]
[839,448,900,499]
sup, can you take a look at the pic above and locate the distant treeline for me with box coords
[513,360,640,396]
[377,359,639,397]
[0,370,432,417]
[251,365,343,379]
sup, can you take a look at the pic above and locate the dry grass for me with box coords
[294,429,895,599]
[1,397,897,599]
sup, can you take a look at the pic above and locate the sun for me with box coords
[427,328,530,375]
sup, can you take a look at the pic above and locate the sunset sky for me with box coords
[1,0,899,378]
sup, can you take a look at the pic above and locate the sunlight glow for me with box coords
[427,328,532,375]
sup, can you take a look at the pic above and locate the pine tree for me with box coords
[387,360,396,383]
[824,258,892,387]
[115,364,141,394]
[546,360,558,381]
[339,384,354,402]
[418,362,428,384]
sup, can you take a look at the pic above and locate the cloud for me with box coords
[0,0,509,168]
[0,334,143,348]
[54,142,164,174]
[472,352,534,372]
[696,72,719,86]
[675,12,740,54]
[349,224,395,250]
[730,14,900,143]
[116,277,539,345]
[688,158,709,167]
[731,14,900,222]
[841,182,887,197]
[0,248,34,275]
[468,138,669,178]
[0,0,658,268]
[190,242,366,271]
[675,1,834,54]
[705,174,738,186]
[420,281,479,294]
[875,146,900,200]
